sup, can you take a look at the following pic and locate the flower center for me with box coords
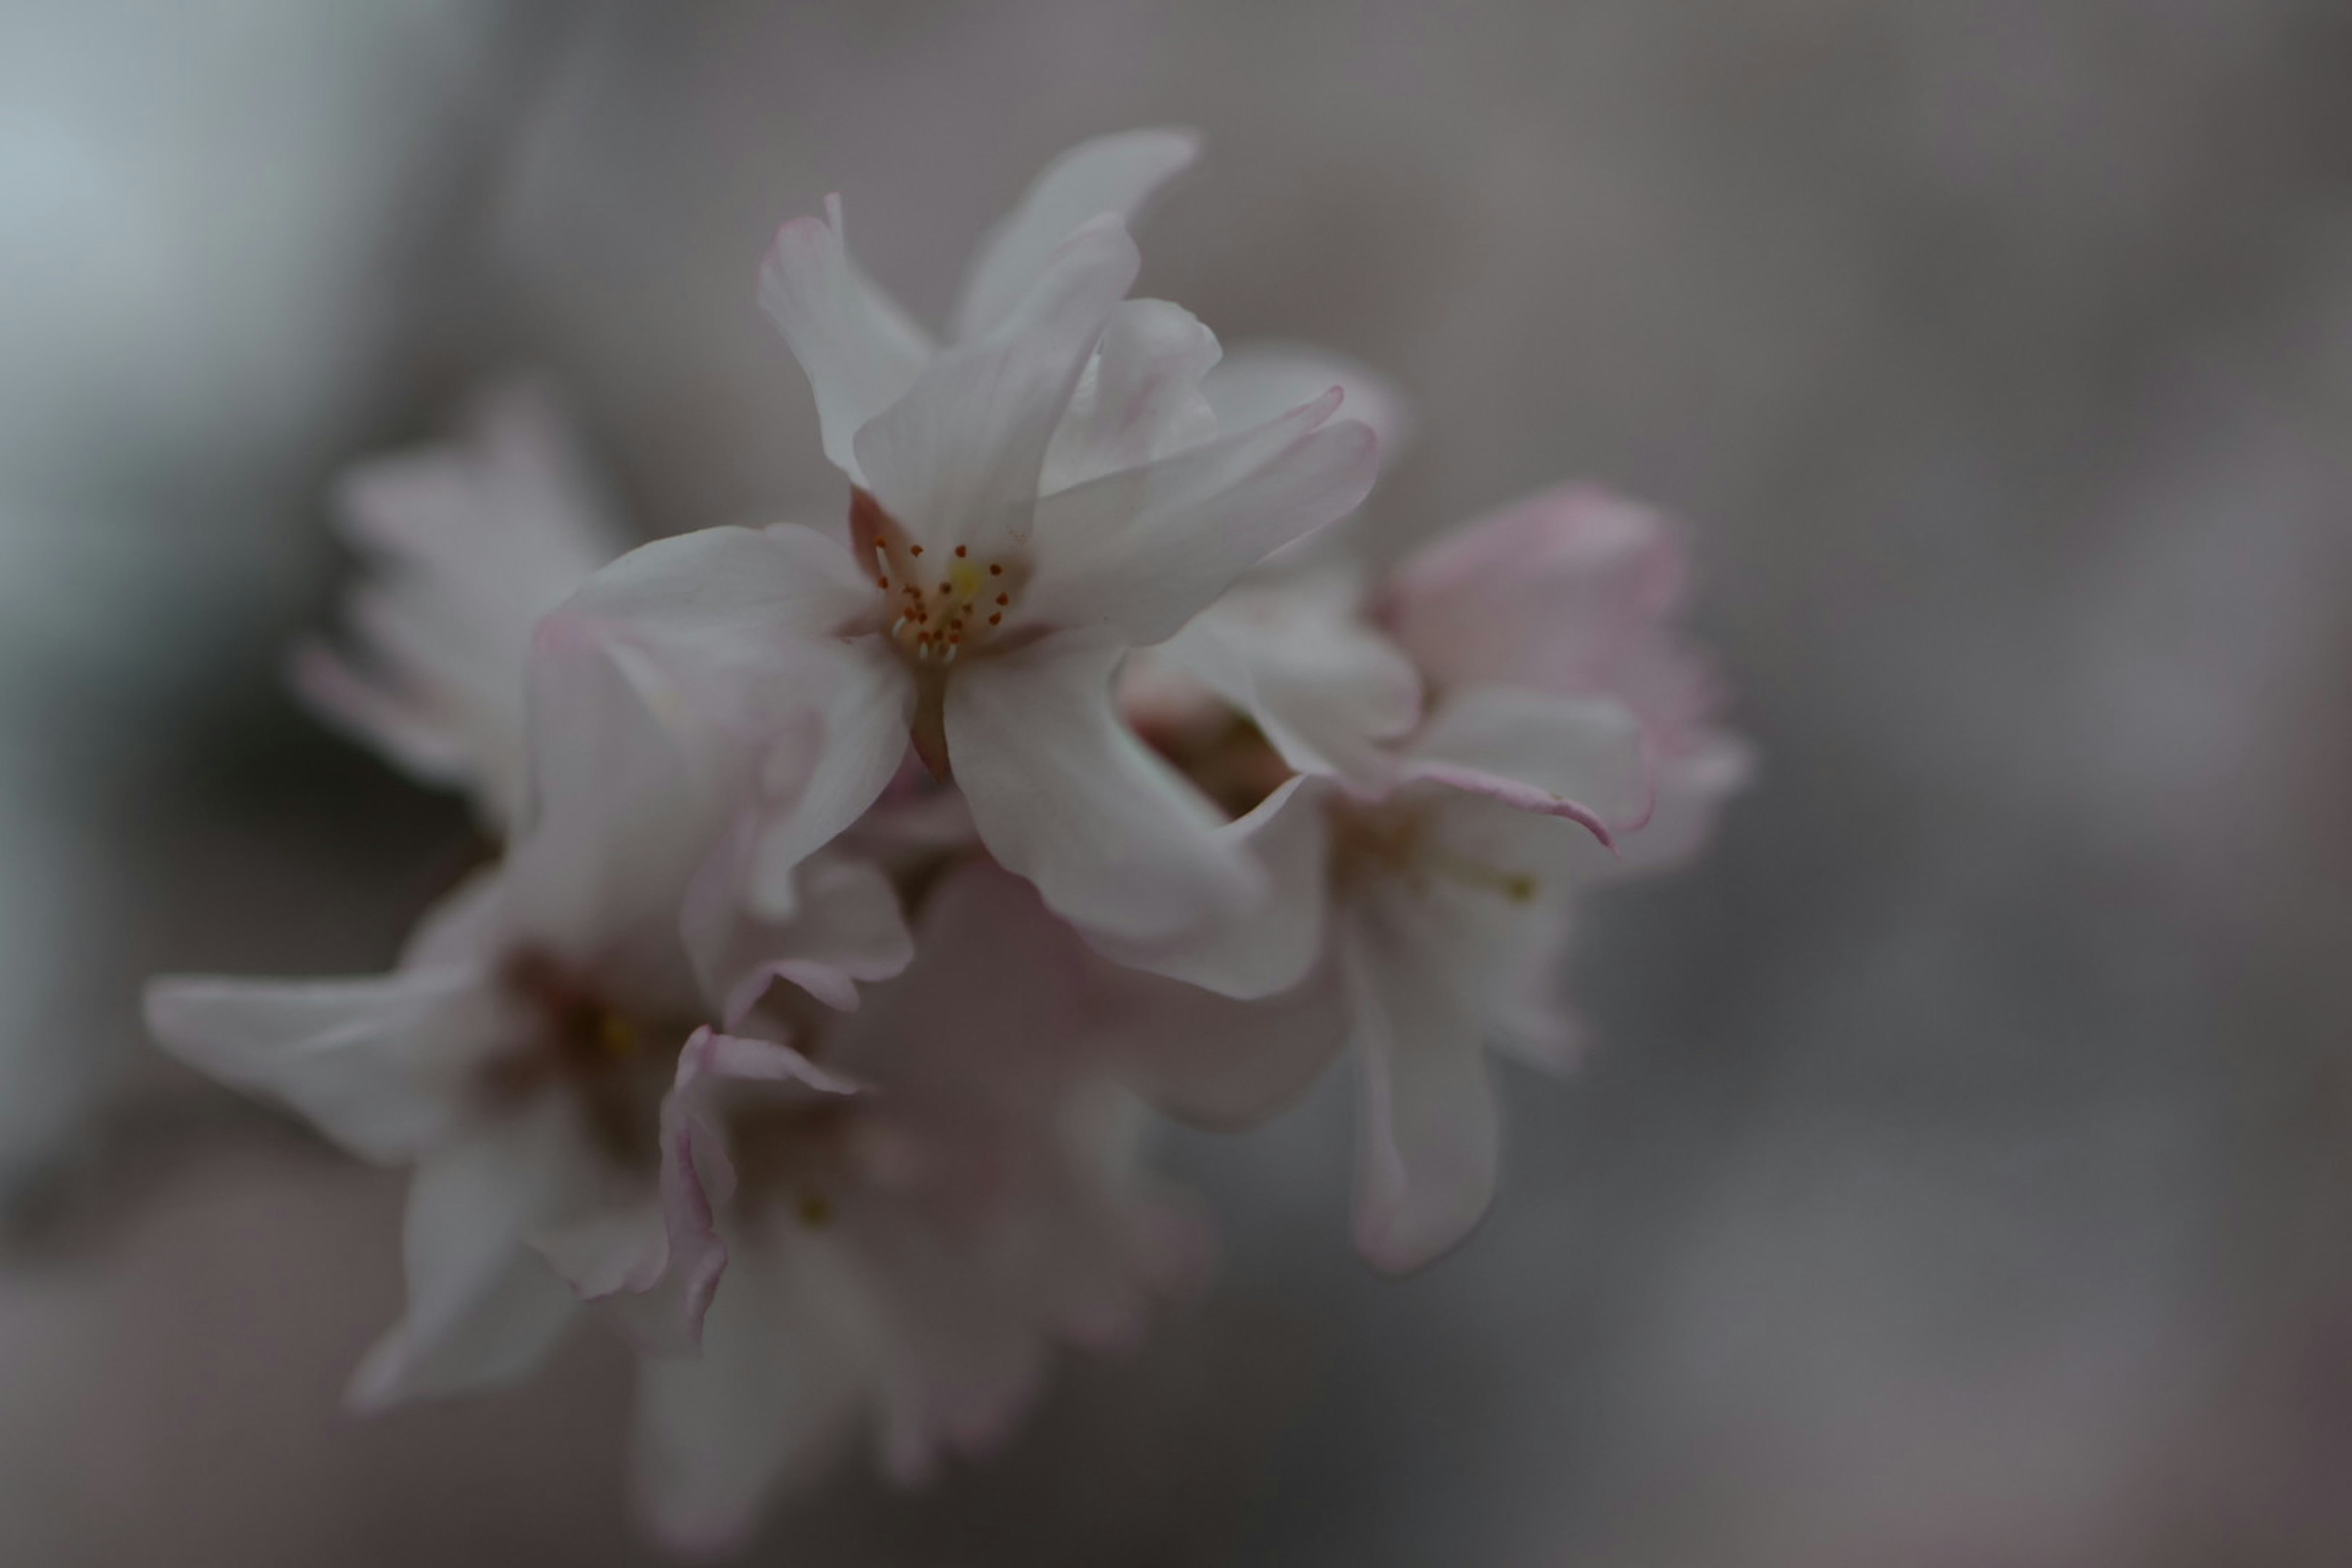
[484,950,690,1167]
[1327,799,1539,905]
[853,488,1023,666]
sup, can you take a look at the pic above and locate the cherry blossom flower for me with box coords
[1112,486,1744,1273]
[627,862,1207,1551]
[146,624,911,1402]
[289,380,633,833]
[554,130,1380,952]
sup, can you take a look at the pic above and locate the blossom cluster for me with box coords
[145,130,1747,1551]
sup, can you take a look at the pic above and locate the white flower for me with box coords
[1110,487,1752,1272]
[290,380,633,833]
[557,130,1381,950]
[146,624,912,1403]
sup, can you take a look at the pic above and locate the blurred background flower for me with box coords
[4,1,2351,1562]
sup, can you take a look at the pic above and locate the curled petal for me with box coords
[1338,901,1502,1275]
[682,821,914,1027]
[951,127,1199,344]
[758,194,936,481]
[856,216,1140,556]
[1041,297,1222,492]
[1404,685,1652,845]
[1201,341,1414,461]
[1022,390,1379,647]
[945,631,1261,947]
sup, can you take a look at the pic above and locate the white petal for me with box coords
[1095,959,1349,1131]
[1200,341,1414,459]
[143,967,488,1164]
[758,194,935,480]
[744,642,916,919]
[1597,729,1755,881]
[683,824,915,1026]
[1146,570,1420,788]
[855,216,1139,556]
[532,525,913,923]
[1021,391,1379,647]
[1040,298,1221,493]
[505,613,739,974]
[1406,684,1652,845]
[1087,774,1333,1000]
[1339,899,1502,1275]
[951,127,1199,343]
[631,1226,876,1553]
[543,1030,859,1358]
[347,1098,594,1409]
[945,632,1261,946]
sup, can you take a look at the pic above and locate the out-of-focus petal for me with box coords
[1338,897,1502,1275]
[855,216,1139,557]
[945,631,1261,946]
[1040,298,1221,493]
[1382,483,1689,696]
[1021,391,1378,647]
[546,1029,859,1357]
[143,967,488,1164]
[950,127,1199,344]
[757,194,935,481]
[1145,570,1420,788]
[346,1098,594,1409]
[681,824,914,1026]
[1599,730,1756,881]
[631,1226,876,1555]
[1405,685,1651,844]
[295,380,631,829]
[1200,341,1414,460]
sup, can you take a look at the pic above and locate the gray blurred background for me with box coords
[5,1,2351,1562]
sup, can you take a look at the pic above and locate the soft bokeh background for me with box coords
[6,2,2352,1562]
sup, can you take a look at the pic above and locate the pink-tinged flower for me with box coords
[1380,483,1754,876]
[145,625,912,1404]
[289,380,634,833]
[1111,486,1747,1273]
[627,862,1207,1553]
[557,130,1380,951]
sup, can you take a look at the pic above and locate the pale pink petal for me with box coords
[854,216,1139,556]
[1404,685,1652,844]
[1598,729,1755,881]
[631,1229,876,1554]
[642,1029,862,1353]
[1145,570,1420,788]
[1087,774,1334,1000]
[1040,298,1221,492]
[757,194,935,480]
[1093,957,1349,1131]
[1381,483,1690,696]
[143,967,488,1164]
[1200,341,1414,459]
[347,1099,595,1409]
[680,821,914,1027]
[1338,900,1502,1275]
[944,631,1261,947]
[950,127,1199,343]
[1020,391,1379,647]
